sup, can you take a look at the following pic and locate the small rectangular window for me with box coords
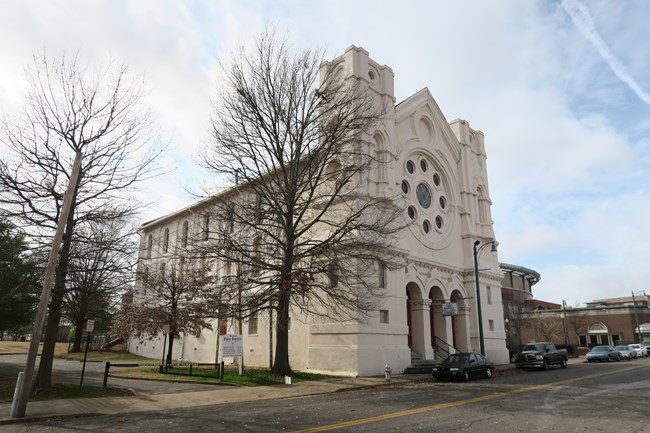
[488,319,494,331]
[379,309,389,324]
[248,312,258,335]
[486,286,492,305]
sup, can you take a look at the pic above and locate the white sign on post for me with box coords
[162,324,170,335]
[86,320,95,332]
[221,334,243,357]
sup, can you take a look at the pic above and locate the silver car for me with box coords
[614,345,636,360]
[628,344,648,358]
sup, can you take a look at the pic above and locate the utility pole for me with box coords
[11,152,82,418]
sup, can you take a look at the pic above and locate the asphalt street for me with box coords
[2,356,648,433]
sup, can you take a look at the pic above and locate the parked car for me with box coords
[628,344,648,358]
[614,345,636,360]
[515,342,568,370]
[586,345,621,362]
[640,341,650,352]
[431,352,494,381]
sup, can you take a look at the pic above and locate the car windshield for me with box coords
[591,346,609,352]
[445,354,469,363]
[522,344,545,352]
[629,345,640,349]
[614,346,628,351]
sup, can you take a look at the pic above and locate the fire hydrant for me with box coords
[384,363,392,382]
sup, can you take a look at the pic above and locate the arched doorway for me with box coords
[428,287,446,349]
[450,290,469,351]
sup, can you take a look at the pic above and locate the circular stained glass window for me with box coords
[416,183,432,209]
[406,160,415,174]
[420,160,428,172]
[439,196,447,210]
[435,216,443,229]
[401,180,409,194]
[433,173,441,187]
[407,206,416,220]
[423,220,431,233]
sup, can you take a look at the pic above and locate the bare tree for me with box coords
[0,52,163,390]
[564,306,589,346]
[64,220,136,352]
[524,312,565,343]
[112,262,220,365]
[504,299,532,353]
[200,29,403,376]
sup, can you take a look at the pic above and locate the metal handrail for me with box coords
[433,336,460,359]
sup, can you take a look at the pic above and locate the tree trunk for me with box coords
[32,205,76,392]
[71,321,84,352]
[166,331,175,367]
[272,285,292,376]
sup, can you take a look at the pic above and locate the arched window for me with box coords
[203,213,210,241]
[146,235,153,259]
[477,186,488,223]
[182,221,189,248]
[374,133,387,181]
[163,228,170,253]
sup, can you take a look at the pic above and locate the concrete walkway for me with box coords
[0,374,422,425]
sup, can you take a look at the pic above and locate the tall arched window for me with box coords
[163,228,170,253]
[203,213,210,241]
[146,235,153,259]
[182,221,189,248]
[374,133,387,182]
[477,186,488,224]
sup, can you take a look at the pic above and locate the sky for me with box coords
[1,0,649,307]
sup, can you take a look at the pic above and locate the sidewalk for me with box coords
[0,374,424,426]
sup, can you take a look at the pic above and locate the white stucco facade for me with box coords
[129,46,509,375]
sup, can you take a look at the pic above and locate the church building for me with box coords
[129,46,509,376]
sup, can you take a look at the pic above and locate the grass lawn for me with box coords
[0,341,69,356]
[0,372,134,403]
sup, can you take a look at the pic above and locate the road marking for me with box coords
[291,365,643,433]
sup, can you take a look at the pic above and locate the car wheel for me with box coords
[560,358,567,369]
[542,360,549,370]
[462,370,470,382]
[485,367,493,379]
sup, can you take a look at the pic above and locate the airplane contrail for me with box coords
[562,0,650,106]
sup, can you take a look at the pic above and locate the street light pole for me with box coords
[632,291,641,343]
[473,240,497,356]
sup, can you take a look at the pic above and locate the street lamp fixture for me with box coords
[473,240,498,356]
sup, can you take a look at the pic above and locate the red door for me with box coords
[406,288,412,348]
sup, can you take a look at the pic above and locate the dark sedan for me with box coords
[586,345,621,362]
[431,352,494,381]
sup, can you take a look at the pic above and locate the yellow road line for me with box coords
[291,365,642,433]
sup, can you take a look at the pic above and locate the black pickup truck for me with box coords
[515,342,568,370]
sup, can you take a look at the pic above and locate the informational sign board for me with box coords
[221,334,243,357]
[442,302,458,316]
[85,320,95,332]
[162,324,170,335]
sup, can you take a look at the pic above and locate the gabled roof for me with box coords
[395,87,461,161]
